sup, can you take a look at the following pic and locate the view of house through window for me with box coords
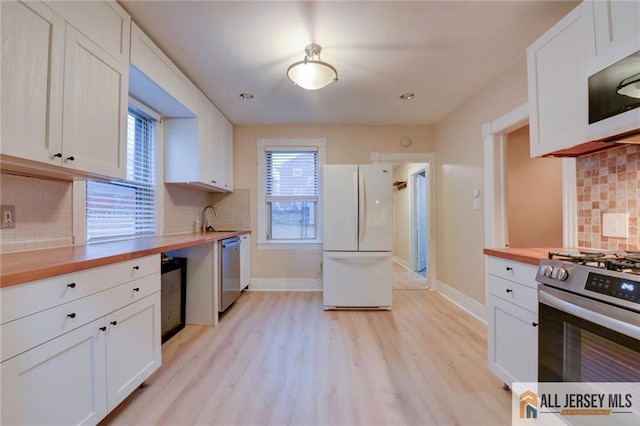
[86,107,157,243]
[265,150,318,240]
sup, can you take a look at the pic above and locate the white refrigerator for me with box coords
[322,164,393,309]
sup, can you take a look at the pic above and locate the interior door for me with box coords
[358,164,393,251]
[323,165,358,251]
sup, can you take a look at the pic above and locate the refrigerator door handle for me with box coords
[325,252,389,260]
[358,170,365,243]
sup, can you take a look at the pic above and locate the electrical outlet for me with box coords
[1,205,16,229]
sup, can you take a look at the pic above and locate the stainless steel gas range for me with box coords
[535,251,640,383]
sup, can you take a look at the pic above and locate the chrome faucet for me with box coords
[201,205,217,232]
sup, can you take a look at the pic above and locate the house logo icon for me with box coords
[520,390,538,419]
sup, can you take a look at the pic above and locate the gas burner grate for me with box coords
[606,259,640,275]
[548,251,607,264]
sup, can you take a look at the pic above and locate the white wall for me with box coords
[434,55,529,305]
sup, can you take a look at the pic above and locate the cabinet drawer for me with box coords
[1,255,160,324]
[488,275,538,313]
[0,272,159,363]
[486,256,538,289]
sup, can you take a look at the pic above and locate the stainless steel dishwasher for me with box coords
[219,236,241,312]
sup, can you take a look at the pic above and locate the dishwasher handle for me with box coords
[221,237,240,248]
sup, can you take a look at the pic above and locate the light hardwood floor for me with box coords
[393,262,427,290]
[101,290,511,426]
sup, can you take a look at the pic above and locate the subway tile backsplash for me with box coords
[0,173,73,253]
[577,145,639,250]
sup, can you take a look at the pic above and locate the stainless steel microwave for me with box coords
[587,38,640,142]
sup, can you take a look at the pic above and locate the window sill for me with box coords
[257,241,323,251]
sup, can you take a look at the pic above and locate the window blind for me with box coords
[86,107,156,243]
[265,151,318,199]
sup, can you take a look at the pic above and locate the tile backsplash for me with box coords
[210,189,250,230]
[0,173,73,253]
[577,145,639,250]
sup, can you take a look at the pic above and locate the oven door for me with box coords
[538,285,640,382]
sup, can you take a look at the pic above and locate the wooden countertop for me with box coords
[482,247,564,266]
[0,231,250,288]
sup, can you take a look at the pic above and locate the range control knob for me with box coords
[541,265,554,277]
[551,267,569,281]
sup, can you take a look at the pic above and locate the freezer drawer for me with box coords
[322,251,392,309]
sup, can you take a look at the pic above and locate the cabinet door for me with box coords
[240,234,250,289]
[593,0,640,55]
[209,106,225,189]
[527,2,596,157]
[487,295,538,385]
[105,292,161,411]
[62,24,127,179]
[198,94,215,185]
[221,115,234,191]
[0,318,107,425]
[1,0,64,164]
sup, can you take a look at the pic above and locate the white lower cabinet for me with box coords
[0,319,108,425]
[106,292,161,411]
[240,234,250,290]
[486,256,539,386]
[0,255,161,425]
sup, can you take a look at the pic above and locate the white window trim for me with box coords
[256,138,325,250]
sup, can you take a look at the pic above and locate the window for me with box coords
[257,139,325,248]
[86,106,157,243]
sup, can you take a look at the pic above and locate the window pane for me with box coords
[269,201,316,240]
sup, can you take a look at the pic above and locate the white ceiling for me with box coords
[119,0,579,126]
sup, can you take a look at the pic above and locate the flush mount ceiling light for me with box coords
[287,43,338,90]
[617,73,640,98]
[400,92,415,100]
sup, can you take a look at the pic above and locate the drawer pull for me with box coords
[53,152,62,158]
[505,267,513,272]
[505,289,513,293]
[66,156,75,161]
[67,313,76,319]
[99,326,107,332]
[133,265,140,270]
[67,283,76,288]
[532,322,539,327]
[110,321,118,326]
[133,287,140,292]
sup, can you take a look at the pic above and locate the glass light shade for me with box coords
[287,60,338,91]
[617,74,640,99]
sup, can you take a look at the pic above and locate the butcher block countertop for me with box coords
[483,247,564,266]
[0,231,250,288]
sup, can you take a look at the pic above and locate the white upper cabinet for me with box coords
[527,1,596,157]
[592,0,640,56]
[1,0,130,180]
[165,91,233,192]
[1,1,64,165]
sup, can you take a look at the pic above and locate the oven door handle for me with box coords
[539,288,640,341]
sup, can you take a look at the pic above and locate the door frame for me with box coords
[481,103,577,249]
[410,167,427,272]
[371,152,436,289]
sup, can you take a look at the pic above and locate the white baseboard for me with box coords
[435,280,486,324]
[248,278,322,291]
[393,257,412,271]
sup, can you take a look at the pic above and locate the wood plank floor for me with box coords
[101,290,511,426]
[392,262,427,290]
